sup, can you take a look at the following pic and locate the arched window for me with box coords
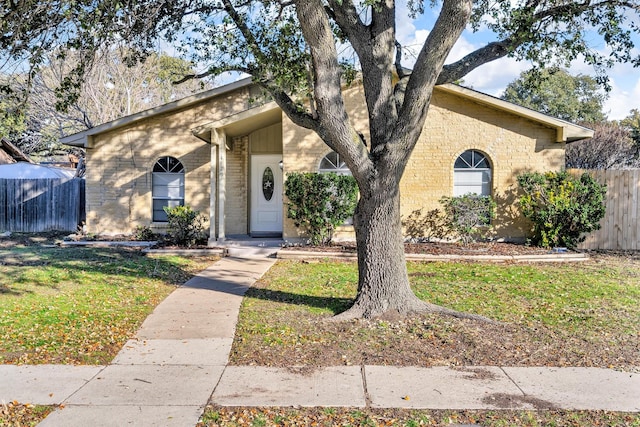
[318,151,351,175]
[152,156,185,222]
[318,151,354,225]
[454,150,492,196]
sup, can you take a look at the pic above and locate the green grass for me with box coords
[230,256,640,368]
[243,258,640,337]
[0,247,218,364]
[407,259,640,336]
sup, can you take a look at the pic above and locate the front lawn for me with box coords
[0,246,218,364]
[230,255,640,369]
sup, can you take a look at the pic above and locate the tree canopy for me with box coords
[501,68,608,123]
[1,50,209,154]
[3,0,640,319]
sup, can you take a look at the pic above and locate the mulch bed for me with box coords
[285,241,556,256]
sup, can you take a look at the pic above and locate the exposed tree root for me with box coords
[331,299,497,324]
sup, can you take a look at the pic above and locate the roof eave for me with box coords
[60,77,254,148]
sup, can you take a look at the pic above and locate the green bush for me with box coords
[517,171,606,248]
[163,205,207,247]
[285,172,358,245]
[133,225,155,241]
[440,194,496,244]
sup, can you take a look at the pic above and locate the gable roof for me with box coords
[60,79,593,148]
[61,77,254,148]
[436,84,593,143]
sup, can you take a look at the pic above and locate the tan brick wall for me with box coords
[86,86,254,235]
[88,82,565,242]
[401,90,564,240]
[282,86,565,241]
[225,136,248,235]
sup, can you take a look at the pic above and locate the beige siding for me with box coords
[250,123,283,154]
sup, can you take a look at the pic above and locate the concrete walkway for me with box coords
[0,251,639,427]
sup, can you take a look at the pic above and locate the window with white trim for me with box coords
[152,156,185,222]
[453,150,492,196]
[319,151,351,175]
[318,151,353,224]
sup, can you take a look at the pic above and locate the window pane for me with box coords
[456,150,473,168]
[454,170,484,196]
[319,151,350,175]
[475,156,489,168]
[152,157,185,222]
[152,198,183,222]
[152,173,184,198]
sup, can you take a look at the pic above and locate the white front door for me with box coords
[250,154,283,236]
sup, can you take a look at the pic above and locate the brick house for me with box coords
[61,78,593,243]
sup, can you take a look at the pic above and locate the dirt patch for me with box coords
[230,313,640,371]
[452,367,499,381]
[0,231,68,248]
[482,393,557,410]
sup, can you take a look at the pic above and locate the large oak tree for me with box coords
[2,0,639,319]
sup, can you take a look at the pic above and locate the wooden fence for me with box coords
[568,169,640,250]
[0,178,85,232]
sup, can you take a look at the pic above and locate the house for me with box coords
[61,78,593,243]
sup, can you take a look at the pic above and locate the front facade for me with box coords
[62,79,592,243]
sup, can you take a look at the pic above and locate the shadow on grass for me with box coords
[0,246,199,295]
[244,288,353,315]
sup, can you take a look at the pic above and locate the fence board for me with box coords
[569,169,640,250]
[0,178,85,232]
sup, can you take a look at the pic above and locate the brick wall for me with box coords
[282,86,565,241]
[87,82,565,242]
[85,86,253,235]
[225,136,248,235]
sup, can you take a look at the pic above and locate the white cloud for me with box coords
[604,76,640,120]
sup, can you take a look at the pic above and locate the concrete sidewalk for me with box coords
[4,256,276,427]
[0,253,639,427]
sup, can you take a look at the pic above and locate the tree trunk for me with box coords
[336,181,427,319]
[335,176,494,322]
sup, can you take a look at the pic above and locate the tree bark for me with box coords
[342,183,427,318]
[334,176,493,322]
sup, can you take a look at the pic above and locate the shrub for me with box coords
[440,194,496,244]
[134,225,155,241]
[517,171,606,248]
[401,208,447,242]
[285,172,358,245]
[163,205,207,247]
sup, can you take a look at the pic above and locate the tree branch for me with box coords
[437,40,513,84]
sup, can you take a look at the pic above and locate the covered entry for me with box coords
[191,103,283,244]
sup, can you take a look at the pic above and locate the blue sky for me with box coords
[396,3,640,120]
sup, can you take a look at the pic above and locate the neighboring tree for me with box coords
[502,68,607,123]
[2,0,639,319]
[620,109,640,149]
[7,50,210,154]
[566,121,640,169]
